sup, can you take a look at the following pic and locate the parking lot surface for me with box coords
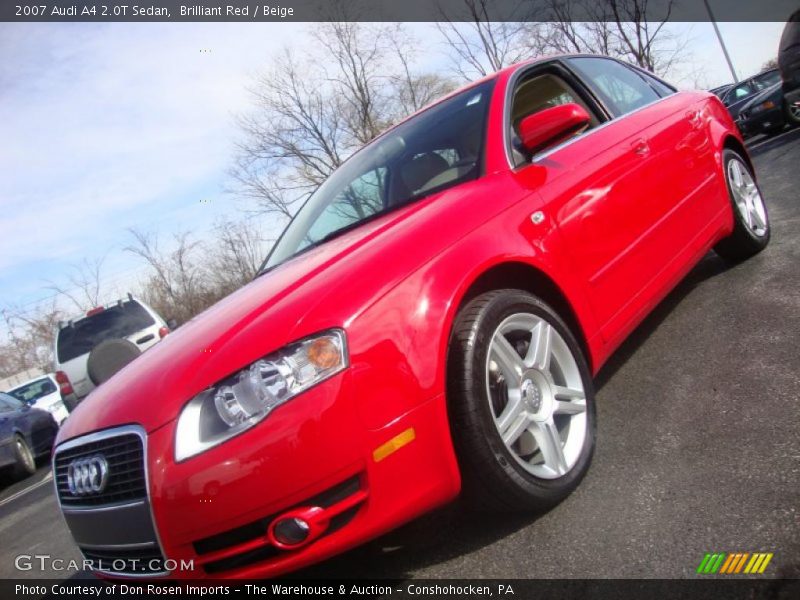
[2,129,798,581]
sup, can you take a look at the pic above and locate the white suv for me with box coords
[53,295,172,400]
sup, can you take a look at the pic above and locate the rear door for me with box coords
[562,58,720,341]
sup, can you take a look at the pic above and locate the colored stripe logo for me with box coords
[696,552,774,574]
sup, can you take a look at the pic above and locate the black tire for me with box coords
[11,435,36,480]
[447,290,596,512]
[87,338,141,385]
[713,149,770,263]
[785,101,800,127]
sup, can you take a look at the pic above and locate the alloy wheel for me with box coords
[485,313,587,480]
[16,437,35,472]
[727,158,768,237]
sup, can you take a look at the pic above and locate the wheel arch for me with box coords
[722,134,755,177]
[452,260,593,373]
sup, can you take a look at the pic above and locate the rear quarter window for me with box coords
[57,301,156,363]
[567,57,662,117]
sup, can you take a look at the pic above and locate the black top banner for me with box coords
[2,0,799,23]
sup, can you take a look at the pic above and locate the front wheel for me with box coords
[11,435,36,480]
[785,100,800,126]
[447,290,596,512]
[713,149,770,263]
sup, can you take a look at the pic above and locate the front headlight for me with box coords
[175,329,347,461]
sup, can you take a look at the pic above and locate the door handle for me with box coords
[686,110,703,129]
[631,138,650,156]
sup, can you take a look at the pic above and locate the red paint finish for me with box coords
[55,56,747,578]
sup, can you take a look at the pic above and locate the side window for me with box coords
[727,83,753,103]
[305,167,387,244]
[509,72,600,165]
[0,394,20,411]
[635,69,676,97]
[567,57,661,117]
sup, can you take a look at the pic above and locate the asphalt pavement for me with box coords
[2,128,798,581]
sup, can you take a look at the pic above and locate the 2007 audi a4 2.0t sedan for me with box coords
[53,55,769,578]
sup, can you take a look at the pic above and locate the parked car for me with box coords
[736,81,793,137]
[720,68,782,121]
[53,295,173,401]
[5,373,70,425]
[53,55,769,579]
[779,10,800,126]
[0,392,57,480]
[709,83,733,98]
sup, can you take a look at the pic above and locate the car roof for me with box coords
[363,53,612,148]
[6,373,56,391]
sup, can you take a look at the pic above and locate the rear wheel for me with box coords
[11,435,36,480]
[447,290,596,512]
[785,100,800,126]
[713,149,770,262]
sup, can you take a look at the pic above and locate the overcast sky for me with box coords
[0,21,788,323]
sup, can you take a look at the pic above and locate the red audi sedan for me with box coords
[53,55,769,578]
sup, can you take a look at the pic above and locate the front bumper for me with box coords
[54,376,460,579]
[737,106,784,137]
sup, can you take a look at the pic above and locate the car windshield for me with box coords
[753,70,781,90]
[263,79,495,270]
[8,378,57,404]
[57,300,156,362]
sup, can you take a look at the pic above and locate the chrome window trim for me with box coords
[80,541,158,550]
[52,424,170,578]
[62,499,146,514]
[502,55,678,169]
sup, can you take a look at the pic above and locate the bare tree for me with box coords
[208,219,268,295]
[45,255,105,312]
[231,22,453,221]
[436,0,553,80]
[544,0,689,77]
[0,301,64,375]
[125,229,213,324]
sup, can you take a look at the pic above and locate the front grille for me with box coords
[55,426,168,577]
[55,433,146,507]
[81,545,166,575]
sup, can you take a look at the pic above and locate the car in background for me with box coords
[54,295,173,400]
[779,10,800,127]
[709,83,733,98]
[0,392,57,480]
[52,55,770,579]
[720,69,782,121]
[736,81,797,138]
[5,373,70,425]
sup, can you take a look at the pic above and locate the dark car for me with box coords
[720,69,782,121]
[737,81,792,137]
[779,10,800,126]
[709,83,733,98]
[0,392,57,480]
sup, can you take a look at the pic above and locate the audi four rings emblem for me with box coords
[66,455,109,496]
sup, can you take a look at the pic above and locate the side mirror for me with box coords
[517,103,592,156]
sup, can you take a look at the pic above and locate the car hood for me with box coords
[740,83,783,113]
[54,185,479,445]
